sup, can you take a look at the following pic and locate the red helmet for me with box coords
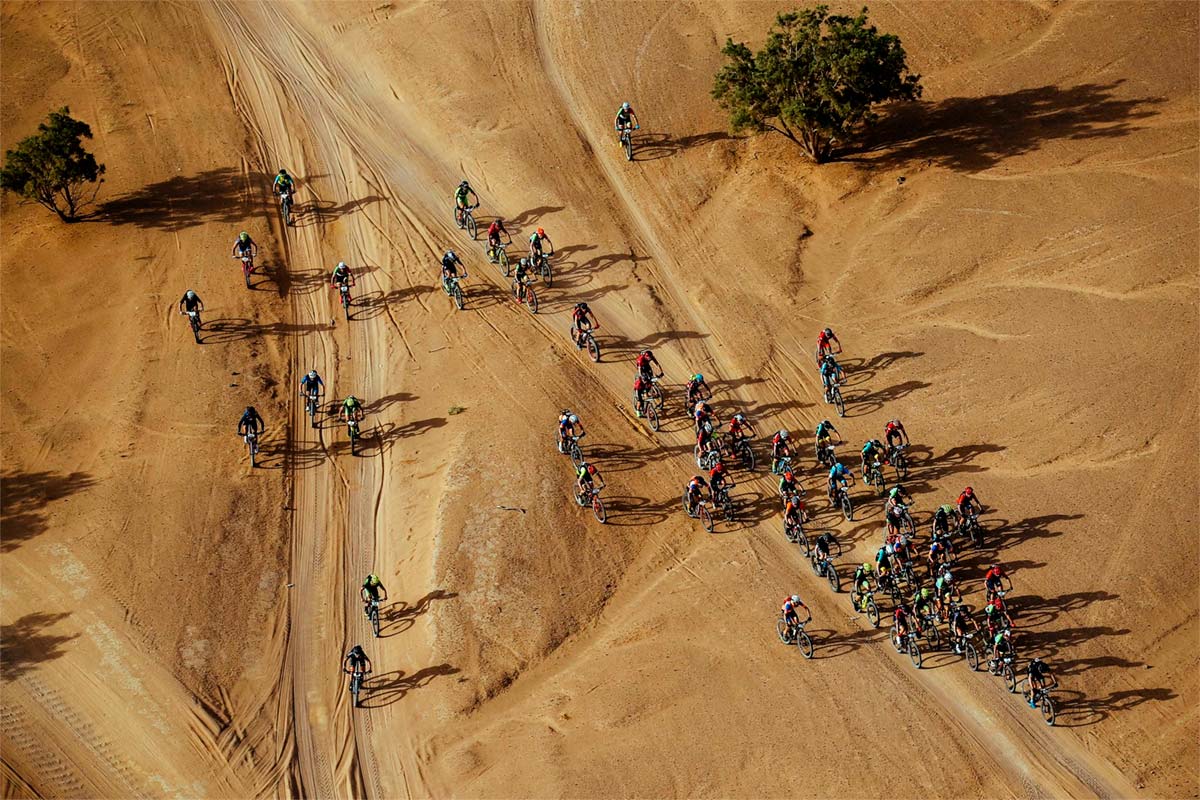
[536,227,545,236]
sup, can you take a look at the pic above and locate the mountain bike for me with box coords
[304,389,322,429]
[827,381,846,417]
[337,282,353,321]
[183,310,202,344]
[783,513,810,555]
[442,274,465,310]
[489,241,511,276]
[243,430,259,468]
[347,665,369,708]
[511,277,538,314]
[987,649,1018,692]
[347,416,362,455]
[571,326,601,362]
[865,459,885,496]
[682,493,714,533]
[775,617,814,658]
[876,570,902,605]
[635,395,660,431]
[815,441,835,469]
[236,254,255,288]
[646,375,665,411]
[575,486,607,523]
[532,251,553,287]
[727,435,756,471]
[850,583,881,627]
[695,443,720,471]
[889,444,909,479]
[960,512,983,548]
[892,503,916,538]
[1022,680,1058,726]
[772,454,794,477]
[809,545,840,592]
[618,124,639,161]
[367,599,381,638]
[713,484,735,523]
[832,483,854,521]
[914,610,942,649]
[559,434,584,468]
[891,625,923,668]
[455,203,479,239]
[956,630,981,671]
[278,190,293,227]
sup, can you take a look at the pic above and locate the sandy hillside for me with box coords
[2,1,1197,798]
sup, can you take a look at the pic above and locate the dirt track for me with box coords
[2,2,1197,798]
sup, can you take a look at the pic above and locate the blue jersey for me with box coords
[829,463,848,480]
[300,374,324,391]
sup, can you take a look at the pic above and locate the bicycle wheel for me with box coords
[646,404,660,432]
[592,495,607,523]
[526,286,539,314]
[796,631,814,659]
[925,621,941,649]
[965,642,979,671]
[648,381,664,409]
[826,563,839,593]
[797,529,810,555]
[498,248,510,276]
[699,504,713,533]
[452,283,464,310]
[370,606,380,638]
[895,452,909,479]
[466,213,477,239]
[907,638,923,668]
[342,294,351,321]
[1040,695,1056,726]
[840,492,854,521]
[541,260,553,287]
[309,398,319,429]
[1002,663,1017,692]
[243,262,252,288]
[970,521,983,549]
[351,675,361,707]
[834,387,846,417]
[809,553,822,577]
[282,200,291,227]
[586,334,601,363]
[569,441,584,468]
[740,442,756,471]
[902,514,916,538]
[866,596,880,627]
[248,438,257,468]
[775,618,789,644]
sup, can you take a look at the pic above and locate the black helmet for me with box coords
[824,327,833,335]
[279,168,289,176]
[351,644,365,656]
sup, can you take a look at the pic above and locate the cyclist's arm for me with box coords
[630,111,640,127]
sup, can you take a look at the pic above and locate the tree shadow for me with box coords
[1,612,78,681]
[379,589,457,637]
[1,469,96,552]
[199,318,331,344]
[633,130,735,162]
[95,168,266,231]
[358,663,460,708]
[861,81,1163,173]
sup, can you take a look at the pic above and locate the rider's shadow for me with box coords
[357,663,461,708]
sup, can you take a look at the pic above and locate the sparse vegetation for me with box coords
[1,107,105,221]
[712,6,922,162]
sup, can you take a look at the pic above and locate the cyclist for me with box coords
[343,644,372,680]
[614,101,640,140]
[341,395,364,424]
[361,573,387,618]
[299,369,324,404]
[726,412,755,450]
[272,168,295,198]
[453,180,478,225]
[635,349,663,382]
[874,543,893,578]
[441,250,466,293]
[684,474,708,516]
[819,354,844,402]
[893,604,912,648]
[558,410,585,452]
[783,493,807,533]
[771,429,792,474]
[513,257,533,303]
[884,418,909,451]
[957,486,983,525]
[696,426,719,464]
[237,405,264,439]
[178,289,204,315]
[827,461,853,503]
[331,260,354,288]
[232,231,258,261]
[709,459,733,499]
[984,597,1014,635]
[991,627,1014,665]
[949,604,979,654]
[528,227,554,265]
[935,567,960,615]
[686,373,711,405]
[780,594,811,638]
[486,216,509,262]
[886,484,914,512]
[576,461,605,499]
[778,470,802,506]
[815,419,840,465]
[813,531,836,563]
[931,503,958,538]
[1027,658,1056,706]
[693,401,717,435]
[816,327,841,363]
[984,563,1009,602]
[912,585,936,625]
[860,438,886,480]
[852,562,875,608]
[632,374,651,417]
[571,302,598,348]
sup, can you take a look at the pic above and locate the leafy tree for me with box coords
[1,107,105,221]
[712,6,922,163]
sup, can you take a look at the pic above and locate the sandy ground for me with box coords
[2,1,1197,798]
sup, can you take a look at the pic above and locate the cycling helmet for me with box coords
[1032,657,1043,665]
[445,250,456,260]
[245,405,256,414]
[459,179,469,187]
[790,594,800,603]
[495,216,504,223]
[519,257,528,266]
[239,231,249,241]
[579,302,589,311]
[734,413,745,422]
[862,562,873,572]
[784,471,794,481]
[185,290,197,300]
[990,563,999,570]
[622,102,631,111]
[693,373,703,383]
[822,419,832,428]
[965,486,974,494]
[640,349,651,357]
[587,464,597,475]
[307,369,318,379]
[779,430,789,440]
[279,168,289,176]
[351,644,365,656]
[537,227,545,236]
[824,327,832,336]
[346,395,358,402]
[337,260,347,269]
[921,587,932,600]
[569,414,579,424]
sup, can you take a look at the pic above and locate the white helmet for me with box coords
[185,290,197,299]
[779,430,789,440]
[445,250,456,260]
[307,369,318,379]
[790,594,800,603]
[337,260,347,269]
[569,414,579,424]
[622,102,631,110]
[734,413,745,422]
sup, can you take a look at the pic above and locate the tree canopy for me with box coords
[1,107,105,221]
[712,6,922,163]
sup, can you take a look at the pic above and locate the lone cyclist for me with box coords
[571,302,598,348]
[780,594,811,638]
[299,369,324,404]
[441,250,466,293]
[576,461,605,500]
[361,574,387,617]
[558,410,586,452]
[528,227,554,266]
[819,354,844,402]
[331,260,354,288]
[237,405,264,439]
[1027,658,1056,706]
[178,289,204,316]
[343,644,372,679]
[614,101,640,140]
[453,180,478,227]
[272,168,295,198]
[232,231,258,263]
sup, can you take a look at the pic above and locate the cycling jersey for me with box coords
[180,294,202,312]
[488,221,504,236]
[829,464,849,480]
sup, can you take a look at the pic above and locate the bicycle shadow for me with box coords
[358,663,460,708]
[378,589,458,637]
